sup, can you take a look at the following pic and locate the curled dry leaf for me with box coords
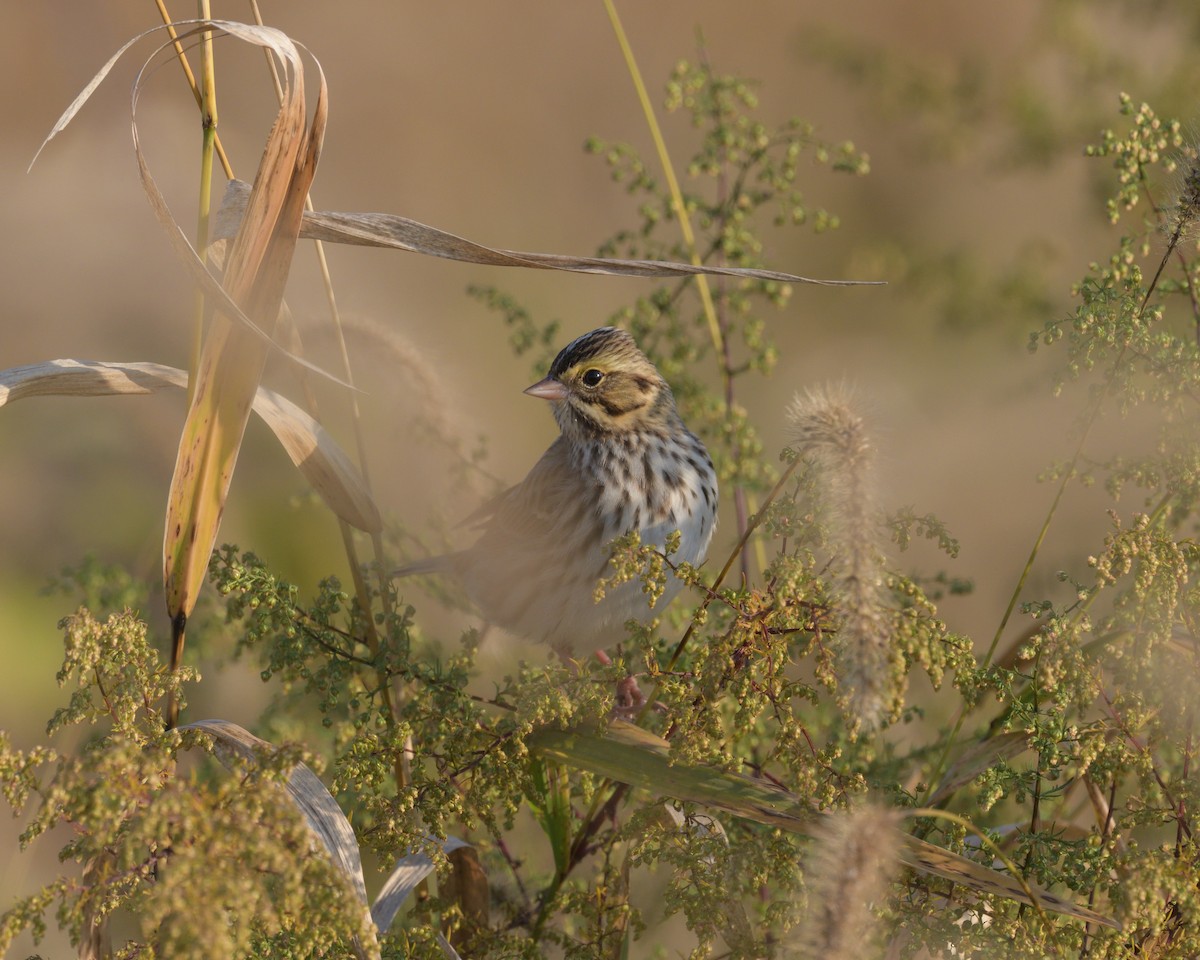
[251,383,381,533]
[180,719,369,904]
[182,719,471,951]
[368,851,437,936]
[154,23,328,636]
[33,23,339,386]
[180,719,380,960]
[0,359,380,533]
[370,836,472,935]
[33,19,338,668]
[28,18,329,657]
[215,179,883,287]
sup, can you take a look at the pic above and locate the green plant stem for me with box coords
[604,0,765,583]
[166,0,218,729]
[744,490,768,584]
[153,1,233,178]
[602,0,726,383]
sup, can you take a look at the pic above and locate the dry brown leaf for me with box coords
[0,359,379,533]
[181,719,380,960]
[156,23,326,642]
[214,178,883,287]
[529,720,1120,929]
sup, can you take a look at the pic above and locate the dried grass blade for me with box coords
[898,833,1117,929]
[371,837,471,934]
[0,359,379,532]
[133,108,347,385]
[182,719,472,946]
[161,25,327,633]
[0,358,169,402]
[370,853,436,934]
[528,720,1119,929]
[29,28,155,172]
[34,23,342,385]
[214,178,881,287]
[251,383,380,532]
[181,719,381,959]
[180,719,367,904]
[926,730,1030,807]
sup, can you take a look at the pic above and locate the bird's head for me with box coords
[524,327,675,440]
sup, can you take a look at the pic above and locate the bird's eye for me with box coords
[581,368,604,387]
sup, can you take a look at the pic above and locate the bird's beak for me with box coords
[523,376,568,401]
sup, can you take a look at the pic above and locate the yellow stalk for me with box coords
[601,0,726,377]
[744,490,768,583]
[152,0,233,178]
[191,0,217,401]
[604,2,767,582]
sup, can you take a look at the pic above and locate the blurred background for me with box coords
[2,0,1197,950]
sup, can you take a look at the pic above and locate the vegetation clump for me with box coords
[4,12,1200,960]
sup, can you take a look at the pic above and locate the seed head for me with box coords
[787,383,896,734]
[793,803,902,960]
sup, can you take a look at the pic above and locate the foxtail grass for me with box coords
[788,383,893,733]
[793,803,901,960]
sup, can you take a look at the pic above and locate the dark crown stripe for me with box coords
[548,326,632,377]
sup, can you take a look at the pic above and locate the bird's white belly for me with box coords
[587,455,716,633]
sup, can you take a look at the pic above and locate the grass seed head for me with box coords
[787,383,895,733]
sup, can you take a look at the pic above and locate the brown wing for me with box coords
[455,482,518,531]
[450,436,612,645]
[454,437,571,530]
[395,442,572,578]
[469,436,585,545]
